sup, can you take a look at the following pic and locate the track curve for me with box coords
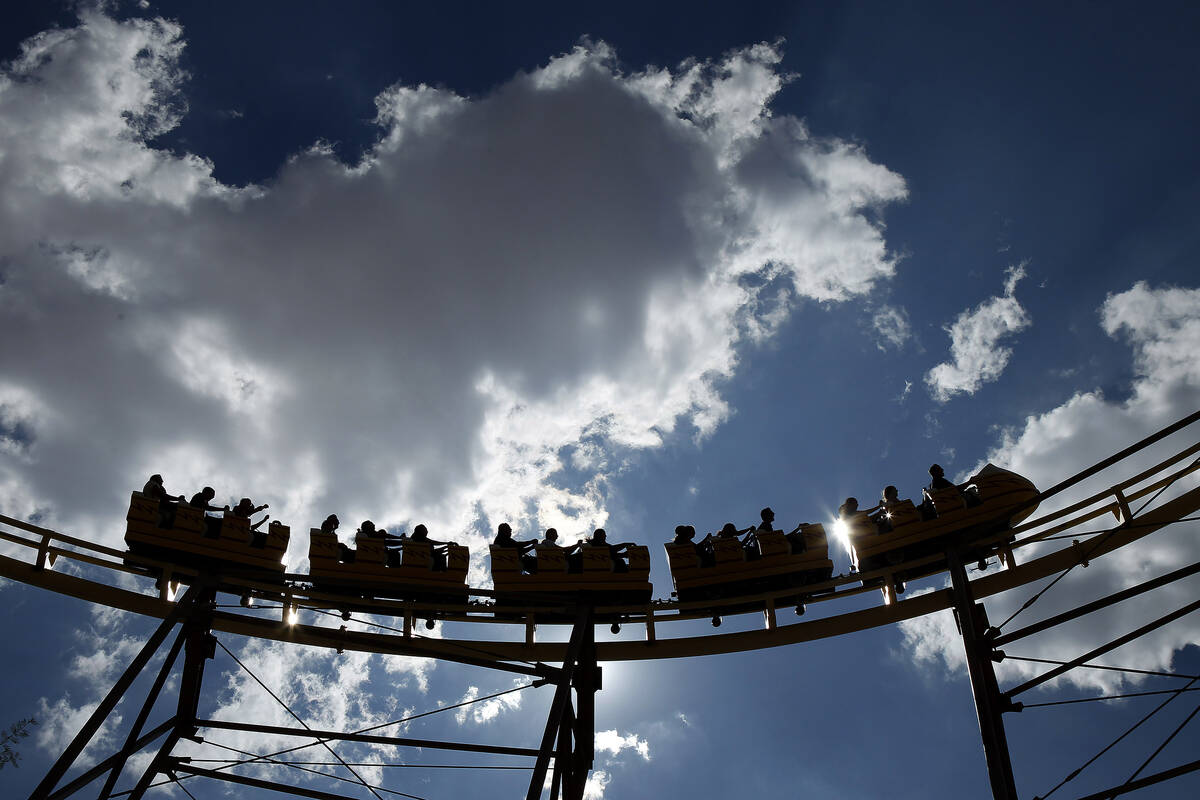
[2,441,1197,664]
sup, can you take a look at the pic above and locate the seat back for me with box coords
[711,537,745,564]
[535,546,568,573]
[489,545,522,576]
[626,545,650,576]
[925,486,964,515]
[581,545,613,572]
[755,530,789,558]
[354,534,387,565]
[127,492,159,525]
[843,512,875,546]
[265,521,290,553]
[886,500,921,528]
[401,541,432,569]
[664,542,700,571]
[309,530,340,564]
[445,544,469,577]
[219,515,251,544]
[173,505,205,535]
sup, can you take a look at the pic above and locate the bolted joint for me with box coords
[990,649,1006,663]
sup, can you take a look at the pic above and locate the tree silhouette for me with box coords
[0,718,36,770]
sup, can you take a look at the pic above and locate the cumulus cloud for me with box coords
[595,728,651,760]
[452,682,524,725]
[2,8,909,774]
[925,264,1031,402]
[900,281,1200,694]
[0,9,905,573]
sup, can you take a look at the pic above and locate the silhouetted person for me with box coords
[838,497,860,519]
[757,507,777,532]
[494,523,537,572]
[717,522,751,539]
[232,497,270,531]
[143,474,183,527]
[189,487,228,538]
[189,487,228,513]
[541,528,561,546]
[870,485,901,531]
[408,523,449,569]
[928,464,954,490]
[673,524,711,565]
[143,474,183,503]
[359,520,402,544]
[589,528,634,572]
[321,514,340,534]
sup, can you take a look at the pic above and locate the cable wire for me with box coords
[1032,675,1198,800]
[198,738,428,800]
[1003,655,1200,681]
[1020,687,1200,708]
[1114,699,1200,794]
[193,682,535,775]
[212,636,387,800]
[997,498,1200,633]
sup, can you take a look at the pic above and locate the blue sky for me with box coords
[2,1,1199,798]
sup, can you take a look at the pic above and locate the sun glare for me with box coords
[830,518,853,557]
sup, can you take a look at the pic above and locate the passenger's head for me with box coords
[883,485,898,502]
[720,522,738,537]
[360,520,375,534]
[201,486,215,500]
[236,497,253,511]
[673,525,693,543]
[412,524,428,540]
[839,497,859,517]
[545,528,558,542]
[498,522,512,538]
[760,507,774,523]
[592,528,607,543]
[322,514,339,532]
[929,464,945,479]
[149,474,163,484]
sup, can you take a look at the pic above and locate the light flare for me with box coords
[830,518,854,558]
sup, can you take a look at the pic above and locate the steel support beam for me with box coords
[197,719,541,758]
[1005,597,1200,698]
[28,584,200,800]
[527,608,598,800]
[994,558,1200,647]
[948,549,1019,800]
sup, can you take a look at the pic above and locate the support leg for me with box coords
[947,548,1018,800]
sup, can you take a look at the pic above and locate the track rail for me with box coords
[2,416,1198,663]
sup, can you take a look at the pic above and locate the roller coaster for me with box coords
[3,410,1200,800]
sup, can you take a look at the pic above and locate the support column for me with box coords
[947,548,1019,800]
[527,608,599,800]
[126,586,217,800]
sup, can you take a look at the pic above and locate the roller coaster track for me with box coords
[2,412,1199,665]
[5,412,1200,800]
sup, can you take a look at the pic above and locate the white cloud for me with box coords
[0,10,905,572]
[595,729,651,761]
[3,10,908,766]
[452,682,524,725]
[871,303,912,350]
[900,281,1200,694]
[926,263,1031,402]
[583,769,612,800]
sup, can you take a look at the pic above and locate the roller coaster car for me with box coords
[308,531,469,601]
[664,526,835,613]
[124,492,289,578]
[489,544,653,619]
[848,464,1038,582]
